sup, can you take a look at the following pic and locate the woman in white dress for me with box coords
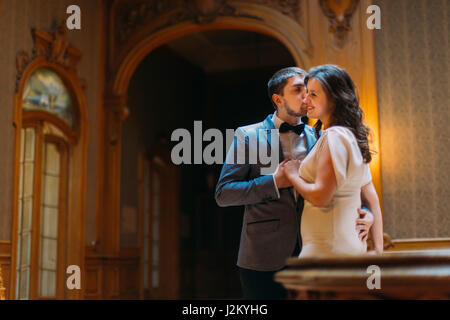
[283,65,384,257]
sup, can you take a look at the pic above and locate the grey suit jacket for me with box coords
[215,114,318,271]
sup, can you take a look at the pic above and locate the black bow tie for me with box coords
[279,122,305,135]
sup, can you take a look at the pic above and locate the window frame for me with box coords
[15,97,72,300]
[11,49,88,300]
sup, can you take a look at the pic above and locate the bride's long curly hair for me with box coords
[304,65,373,163]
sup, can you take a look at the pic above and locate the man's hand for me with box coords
[274,159,292,189]
[283,159,301,179]
[356,208,374,241]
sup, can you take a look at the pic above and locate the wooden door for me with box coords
[138,144,179,299]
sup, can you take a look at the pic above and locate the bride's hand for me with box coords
[283,160,301,178]
[367,249,383,255]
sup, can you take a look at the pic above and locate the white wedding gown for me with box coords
[298,126,372,257]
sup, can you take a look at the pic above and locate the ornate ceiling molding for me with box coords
[245,0,301,21]
[319,0,359,48]
[16,23,82,92]
[116,0,179,43]
[116,0,302,44]
[168,0,260,25]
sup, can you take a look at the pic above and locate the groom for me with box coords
[215,67,374,300]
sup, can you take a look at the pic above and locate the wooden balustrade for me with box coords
[275,249,450,299]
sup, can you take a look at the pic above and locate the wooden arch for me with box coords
[110,2,313,95]
[97,1,314,297]
[101,0,313,243]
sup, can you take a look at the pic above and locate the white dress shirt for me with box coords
[271,111,308,200]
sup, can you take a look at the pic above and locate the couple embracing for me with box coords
[215,65,384,299]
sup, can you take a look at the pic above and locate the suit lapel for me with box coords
[304,125,319,152]
[262,114,284,163]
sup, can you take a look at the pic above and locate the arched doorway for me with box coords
[99,4,312,299]
[121,29,296,299]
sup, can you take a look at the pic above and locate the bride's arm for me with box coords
[284,137,337,207]
[361,182,384,254]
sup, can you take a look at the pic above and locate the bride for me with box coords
[282,65,384,257]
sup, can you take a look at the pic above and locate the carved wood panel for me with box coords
[319,0,360,49]
[114,0,302,46]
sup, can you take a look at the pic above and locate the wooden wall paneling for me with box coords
[85,265,102,299]
[84,245,102,299]
[103,259,120,299]
[119,247,140,299]
[0,265,5,300]
[0,241,11,300]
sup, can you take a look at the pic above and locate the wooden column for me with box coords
[275,250,450,299]
[99,93,129,298]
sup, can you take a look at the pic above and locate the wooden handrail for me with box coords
[275,249,450,299]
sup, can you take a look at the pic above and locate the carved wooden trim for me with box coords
[104,94,130,121]
[245,0,301,21]
[15,23,82,92]
[116,0,303,44]
[116,0,178,43]
[104,93,129,146]
[319,0,359,48]
[111,2,312,94]
[167,0,260,25]
[15,24,87,141]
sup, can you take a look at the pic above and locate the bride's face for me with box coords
[303,78,334,120]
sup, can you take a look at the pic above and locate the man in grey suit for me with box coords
[215,67,374,299]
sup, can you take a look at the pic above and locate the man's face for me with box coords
[276,75,308,117]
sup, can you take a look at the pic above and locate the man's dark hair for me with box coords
[267,67,307,109]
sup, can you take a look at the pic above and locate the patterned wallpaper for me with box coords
[374,0,450,238]
[0,0,101,241]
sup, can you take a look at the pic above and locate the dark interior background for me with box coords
[121,29,296,298]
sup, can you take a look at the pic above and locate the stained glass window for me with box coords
[22,68,74,128]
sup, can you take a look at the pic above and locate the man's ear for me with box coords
[272,94,282,108]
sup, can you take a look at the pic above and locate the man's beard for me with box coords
[283,100,307,117]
